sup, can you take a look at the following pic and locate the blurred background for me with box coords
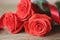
[0,0,60,16]
[0,0,60,5]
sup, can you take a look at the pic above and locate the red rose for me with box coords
[0,15,4,29]
[16,0,32,21]
[0,18,3,29]
[24,14,52,36]
[3,12,23,34]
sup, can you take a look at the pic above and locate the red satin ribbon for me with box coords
[43,3,60,25]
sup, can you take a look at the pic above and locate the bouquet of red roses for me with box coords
[0,0,60,37]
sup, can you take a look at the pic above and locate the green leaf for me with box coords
[55,2,60,12]
[31,0,47,10]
